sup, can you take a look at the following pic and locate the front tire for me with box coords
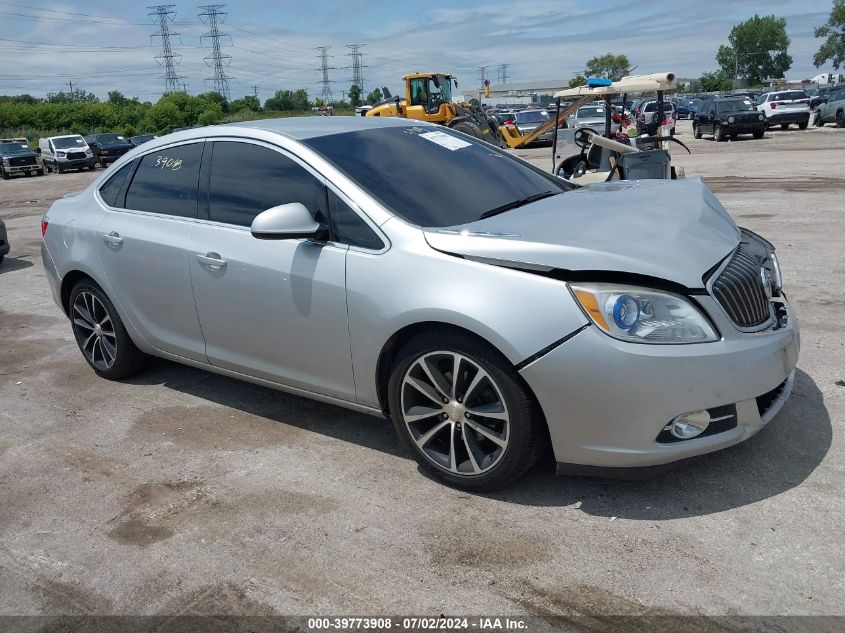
[69,279,147,380]
[798,121,808,130]
[753,129,765,139]
[450,120,484,141]
[780,123,790,130]
[837,111,845,128]
[388,331,546,492]
[692,123,702,139]
[714,124,725,142]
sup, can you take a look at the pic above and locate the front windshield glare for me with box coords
[304,127,570,228]
[718,100,754,113]
[53,137,85,149]
[0,143,28,154]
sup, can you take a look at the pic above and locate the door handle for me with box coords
[101,231,123,246]
[196,252,227,269]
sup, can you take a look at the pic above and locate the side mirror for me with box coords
[35,147,41,154]
[250,203,325,240]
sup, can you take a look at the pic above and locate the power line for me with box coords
[149,5,185,94]
[343,44,368,95]
[315,46,335,104]
[199,4,234,99]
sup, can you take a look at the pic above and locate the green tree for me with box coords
[107,91,129,107]
[568,75,587,88]
[814,0,845,69]
[584,54,631,80]
[230,95,261,112]
[265,89,310,111]
[698,71,734,92]
[365,88,383,105]
[197,103,223,126]
[348,84,362,107]
[143,100,182,134]
[716,15,792,85]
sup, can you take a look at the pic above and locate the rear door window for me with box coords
[125,143,203,218]
[207,141,325,227]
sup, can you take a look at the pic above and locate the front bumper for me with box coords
[519,295,799,471]
[57,157,96,169]
[765,111,810,125]
[3,162,42,175]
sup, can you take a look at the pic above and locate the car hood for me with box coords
[100,143,135,151]
[423,177,740,289]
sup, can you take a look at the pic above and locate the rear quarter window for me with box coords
[98,160,136,208]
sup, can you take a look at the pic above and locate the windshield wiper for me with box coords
[479,191,560,220]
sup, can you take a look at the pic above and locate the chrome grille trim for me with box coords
[709,242,774,331]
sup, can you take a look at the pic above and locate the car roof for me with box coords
[225,116,427,140]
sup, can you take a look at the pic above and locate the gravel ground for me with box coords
[0,121,842,624]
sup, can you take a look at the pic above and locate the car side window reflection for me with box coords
[125,143,203,218]
[208,141,325,227]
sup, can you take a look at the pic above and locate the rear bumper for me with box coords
[765,111,810,125]
[519,296,799,470]
[41,242,63,309]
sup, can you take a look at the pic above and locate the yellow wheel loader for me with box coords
[366,72,505,145]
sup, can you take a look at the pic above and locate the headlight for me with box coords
[768,251,783,291]
[86,149,93,156]
[728,116,735,123]
[56,151,66,157]
[1,158,9,165]
[570,283,719,344]
[758,113,765,121]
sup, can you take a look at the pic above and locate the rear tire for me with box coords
[450,120,484,141]
[780,123,789,130]
[68,279,147,380]
[388,330,546,492]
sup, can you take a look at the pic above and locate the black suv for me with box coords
[0,139,44,179]
[84,133,135,168]
[693,98,766,141]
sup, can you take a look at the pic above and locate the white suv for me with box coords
[756,90,811,130]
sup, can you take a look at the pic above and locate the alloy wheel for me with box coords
[72,291,117,370]
[400,351,510,476]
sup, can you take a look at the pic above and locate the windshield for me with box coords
[429,76,452,103]
[53,136,86,149]
[577,107,605,118]
[304,126,570,227]
[95,133,126,145]
[717,100,754,113]
[0,142,30,154]
[516,110,548,123]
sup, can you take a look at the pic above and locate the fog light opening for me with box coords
[669,410,711,439]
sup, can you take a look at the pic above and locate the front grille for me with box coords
[10,156,36,166]
[711,242,771,328]
[67,151,86,160]
[756,379,788,417]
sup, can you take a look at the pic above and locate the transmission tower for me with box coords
[477,66,489,89]
[149,5,184,94]
[343,44,368,95]
[198,4,234,99]
[497,63,510,85]
[316,46,335,104]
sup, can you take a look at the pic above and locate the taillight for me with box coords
[41,218,49,237]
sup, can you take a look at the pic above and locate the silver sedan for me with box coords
[41,117,799,491]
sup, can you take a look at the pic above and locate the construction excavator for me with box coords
[366,72,505,145]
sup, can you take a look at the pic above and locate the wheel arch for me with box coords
[374,321,544,421]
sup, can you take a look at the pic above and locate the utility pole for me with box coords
[316,46,335,104]
[148,5,184,94]
[497,63,510,85]
[344,44,368,95]
[198,4,234,99]
[252,85,259,97]
[67,81,77,101]
[477,66,489,89]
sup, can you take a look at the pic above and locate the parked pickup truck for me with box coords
[0,138,44,179]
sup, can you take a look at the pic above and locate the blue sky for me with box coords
[0,0,837,102]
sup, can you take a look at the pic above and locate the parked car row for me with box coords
[0,132,157,180]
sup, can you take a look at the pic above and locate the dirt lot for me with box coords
[0,121,843,623]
